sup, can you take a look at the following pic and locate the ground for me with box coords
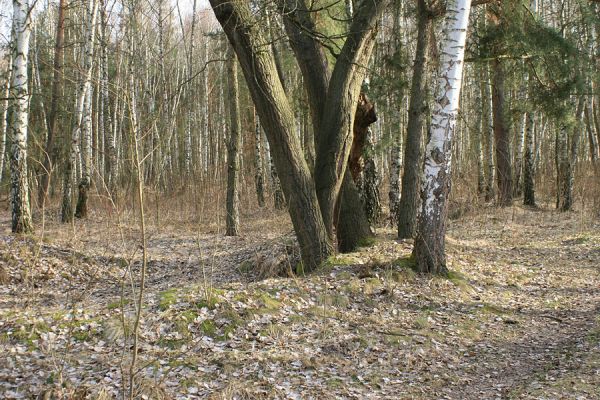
[0,205,599,399]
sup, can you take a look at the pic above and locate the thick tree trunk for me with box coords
[361,131,381,224]
[491,59,512,206]
[336,93,376,251]
[313,1,385,239]
[210,0,333,272]
[336,172,372,252]
[225,49,241,236]
[398,1,431,238]
[413,0,472,274]
[9,0,33,234]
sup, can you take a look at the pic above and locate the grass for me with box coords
[158,288,178,311]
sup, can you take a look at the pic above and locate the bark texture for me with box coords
[9,0,33,233]
[491,59,512,206]
[413,0,472,274]
[397,0,431,238]
[225,49,241,236]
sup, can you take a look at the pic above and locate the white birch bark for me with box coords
[413,0,472,274]
[0,54,12,185]
[9,0,33,233]
[62,0,98,222]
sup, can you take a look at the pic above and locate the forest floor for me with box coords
[0,204,599,399]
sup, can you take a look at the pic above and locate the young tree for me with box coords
[38,0,67,208]
[413,0,472,274]
[225,48,241,236]
[9,0,34,234]
[62,0,98,222]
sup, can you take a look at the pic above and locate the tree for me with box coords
[9,0,34,234]
[62,0,98,222]
[397,0,432,238]
[208,0,388,270]
[74,0,99,219]
[225,48,241,236]
[38,0,67,208]
[413,0,472,274]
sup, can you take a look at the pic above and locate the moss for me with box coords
[479,303,508,315]
[363,277,383,295]
[168,357,200,370]
[158,338,187,349]
[357,236,377,248]
[317,293,349,308]
[326,377,343,388]
[295,262,305,276]
[342,278,362,295]
[258,293,282,310]
[107,298,130,310]
[413,315,430,330]
[393,255,418,271]
[200,319,217,337]
[179,310,199,322]
[238,260,254,273]
[158,289,178,311]
[195,296,217,310]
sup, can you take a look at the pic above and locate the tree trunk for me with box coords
[523,110,536,206]
[482,67,495,202]
[9,0,33,233]
[491,59,512,206]
[209,0,333,272]
[254,109,265,207]
[413,0,472,274]
[514,113,526,197]
[0,54,12,185]
[556,124,571,211]
[397,1,431,238]
[74,0,98,219]
[361,130,381,225]
[336,172,372,252]
[225,49,241,236]
[63,0,98,223]
[585,99,598,163]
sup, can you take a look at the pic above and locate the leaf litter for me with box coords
[0,206,599,399]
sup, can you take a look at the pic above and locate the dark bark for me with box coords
[39,0,66,208]
[313,0,386,238]
[74,179,89,219]
[209,0,333,271]
[523,111,536,206]
[336,172,372,252]
[491,59,512,206]
[397,1,431,238]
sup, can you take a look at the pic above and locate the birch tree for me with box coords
[9,0,33,233]
[413,0,472,274]
[0,54,12,185]
[225,48,241,236]
[62,0,98,222]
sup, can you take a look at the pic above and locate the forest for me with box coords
[0,0,599,398]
